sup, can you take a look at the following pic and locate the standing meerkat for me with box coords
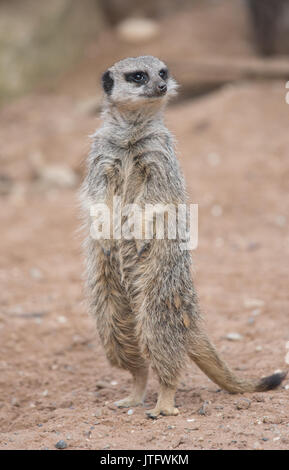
[81,56,286,418]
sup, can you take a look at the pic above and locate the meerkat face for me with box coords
[101,56,178,109]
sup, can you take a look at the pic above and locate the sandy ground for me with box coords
[0,78,289,450]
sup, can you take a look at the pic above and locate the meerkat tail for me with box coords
[188,330,287,393]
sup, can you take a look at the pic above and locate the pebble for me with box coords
[11,397,20,407]
[55,440,68,449]
[252,308,262,316]
[92,408,102,418]
[243,299,264,309]
[235,398,251,410]
[39,165,78,189]
[95,381,109,389]
[59,400,73,409]
[30,268,43,280]
[172,435,186,448]
[263,416,282,425]
[57,316,67,324]
[198,401,210,415]
[127,409,134,415]
[253,394,265,403]
[225,332,243,341]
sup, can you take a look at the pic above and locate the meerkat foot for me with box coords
[146,406,179,419]
[115,367,149,408]
[114,396,144,408]
[146,383,178,419]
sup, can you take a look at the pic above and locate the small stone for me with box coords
[225,332,243,341]
[255,345,263,352]
[11,397,20,407]
[55,440,68,449]
[236,398,251,410]
[253,394,265,403]
[30,268,43,280]
[39,165,78,189]
[60,400,73,409]
[127,409,134,415]
[57,316,67,324]
[93,408,102,417]
[243,299,264,309]
[173,435,186,448]
[95,381,109,389]
[263,416,282,425]
[198,401,210,416]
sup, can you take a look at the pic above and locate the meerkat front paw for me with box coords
[114,396,144,408]
[146,406,179,419]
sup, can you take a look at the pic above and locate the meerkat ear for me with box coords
[102,70,114,95]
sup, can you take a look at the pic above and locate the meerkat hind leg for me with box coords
[146,384,179,419]
[115,367,149,408]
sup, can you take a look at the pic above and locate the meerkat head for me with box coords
[101,56,178,110]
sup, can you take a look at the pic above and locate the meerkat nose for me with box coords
[157,83,167,95]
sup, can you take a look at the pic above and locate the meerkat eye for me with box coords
[125,71,148,85]
[159,68,168,80]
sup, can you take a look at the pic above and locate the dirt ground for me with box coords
[0,79,288,450]
[0,0,289,451]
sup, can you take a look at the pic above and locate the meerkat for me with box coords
[81,56,287,418]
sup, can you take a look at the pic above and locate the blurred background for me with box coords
[1,0,289,450]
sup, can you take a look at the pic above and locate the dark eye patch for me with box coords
[124,71,149,85]
[102,70,114,95]
[159,68,168,80]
